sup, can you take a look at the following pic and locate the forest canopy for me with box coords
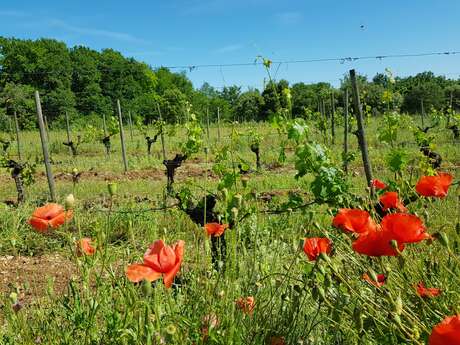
[0,37,459,130]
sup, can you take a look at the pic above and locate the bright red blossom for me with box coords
[372,179,387,190]
[76,238,96,256]
[28,203,73,233]
[362,273,386,287]
[379,192,407,213]
[352,229,404,257]
[416,172,453,198]
[332,209,377,234]
[429,315,460,345]
[381,213,430,244]
[303,237,332,261]
[205,223,229,237]
[126,239,185,288]
[416,282,442,298]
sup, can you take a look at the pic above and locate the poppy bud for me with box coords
[231,207,239,219]
[220,188,228,199]
[394,294,403,315]
[241,175,249,188]
[107,182,117,196]
[72,168,79,175]
[436,231,450,248]
[141,280,152,297]
[9,292,18,304]
[368,269,378,284]
[65,194,75,210]
[233,194,243,209]
[411,326,420,340]
[390,240,399,251]
[313,222,321,230]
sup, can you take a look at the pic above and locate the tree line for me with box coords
[0,37,459,130]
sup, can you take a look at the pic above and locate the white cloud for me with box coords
[47,19,150,45]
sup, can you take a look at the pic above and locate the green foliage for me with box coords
[385,148,409,174]
[377,112,404,145]
[180,105,203,156]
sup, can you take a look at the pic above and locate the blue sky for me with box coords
[1,0,460,89]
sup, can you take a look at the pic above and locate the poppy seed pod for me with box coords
[65,194,75,210]
[107,182,118,196]
[231,207,239,219]
[241,175,249,188]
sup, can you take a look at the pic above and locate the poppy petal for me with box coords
[381,213,428,244]
[28,217,50,232]
[125,264,162,283]
[429,315,460,345]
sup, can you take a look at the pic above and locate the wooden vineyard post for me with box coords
[34,91,56,201]
[217,107,221,141]
[128,110,134,141]
[343,89,349,174]
[331,92,336,144]
[65,111,72,154]
[320,98,327,144]
[116,99,128,173]
[349,70,374,196]
[13,110,22,161]
[206,107,211,142]
[156,103,167,161]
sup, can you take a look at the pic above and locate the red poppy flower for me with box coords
[235,296,255,315]
[76,238,96,256]
[332,209,377,234]
[362,273,386,287]
[28,203,73,233]
[352,229,404,257]
[416,173,453,198]
[381,213,430,244]
[372,179,387,190]
[429,315,460,345]
[303,237,332,261]
[205,223,229,237]
[416,282,441,298]
[126,240,185,288]
[379,192,407,213]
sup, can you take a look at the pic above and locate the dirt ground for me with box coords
[0,254,75,306]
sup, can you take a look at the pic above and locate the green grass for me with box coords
[0,115,459,344]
